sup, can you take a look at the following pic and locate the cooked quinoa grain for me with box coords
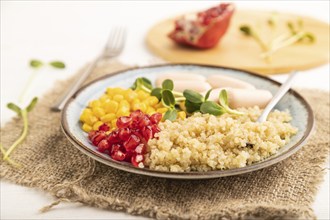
[145,107,297,172]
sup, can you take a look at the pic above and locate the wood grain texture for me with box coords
[146,10,330,75]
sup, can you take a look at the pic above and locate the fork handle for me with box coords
[51,58,100,111]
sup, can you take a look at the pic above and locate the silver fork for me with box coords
[51,27,126,111]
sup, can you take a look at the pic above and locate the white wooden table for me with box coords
[1,1,329,219]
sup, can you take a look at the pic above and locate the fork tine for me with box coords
[117,27,126,52]
[105,27,119,51]
[103,26,126,57]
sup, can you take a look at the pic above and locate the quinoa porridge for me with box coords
[145,107,297,172]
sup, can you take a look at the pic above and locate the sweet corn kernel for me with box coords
[131,98,140,105]
[137,90,150,101]
[100,113,116,123]
[132,102,147,112]
[82,123,92,132]
[154,102,164,109]
[116,106,130,117]
[156,107,168,114]
[93,121,104,131]
[119,100,130,109]
[112,87,125,95]
[113,94,124,102]
[92,107,106,118]
[124,89,138,102]
[146,106,156,115]
[103,100,118,113]
[178,111,186,120]
[85,115,98,126]
[99,94,110,102]
[146,96,159,106]
[111,119,117,128]
[80,108,93,122]
[106,88,115,97]
[88,100,101,108]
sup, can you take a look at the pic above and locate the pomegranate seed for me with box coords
[118,128,131,141]
[151,124,161,136]
[107,131,120,144]
[150,113,162,124]
[138,115,151,128]
[88,130,97,140]
[141,126,153,141]
[116,116,132,128]
[135,144,146,154]
[124,150,134,162]
[97,139,110,152]
[123,134,140,152]
[130,110,143,120]
[131,154,144,167]
[99,123,110,131]
[91,131,107,146]
[111,150,126,161]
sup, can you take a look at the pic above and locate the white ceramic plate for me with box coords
[61,64,314,179]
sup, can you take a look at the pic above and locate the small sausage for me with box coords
[156,73,206,87]
[172,80,212,93]
[207,74,256,89]
[202,88,273,108]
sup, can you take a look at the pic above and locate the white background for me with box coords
[1,1,329,219]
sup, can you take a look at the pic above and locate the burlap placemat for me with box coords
[1,61,329,220]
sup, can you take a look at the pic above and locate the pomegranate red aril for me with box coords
[150,113,162,124]
[111,150,126,161]
[141,126,153,141]
[130,110,143,120]
[118,128,131,141]
[88,130,97,140]
[116,116,132,128]
[151,124,161,136]
[91,131,107,146]
[99,123,110,132]
[138,115,151,128]
[124,134,140,152]
[97,139,110,153]
[107,131,120,144]
[124,150,134,162]
[131,154,144,167]
[135,144,146,154]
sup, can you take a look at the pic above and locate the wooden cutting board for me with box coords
[146,10,330,75]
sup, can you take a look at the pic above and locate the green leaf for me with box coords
[200,101,225,116]
[25,97,38,112]
[183,90,204,104]
[131,77,152,90]
[7,103,22,115]
[163,109,177,121]
[151,88,162,100]
[161,89,175,107]
[184,100,201,114]
[30,60,43,68]
[219,89,229,107]
[204,89,212,101]
[162,79,174,91]
[141,77,152,90]
[49,61,66,69]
